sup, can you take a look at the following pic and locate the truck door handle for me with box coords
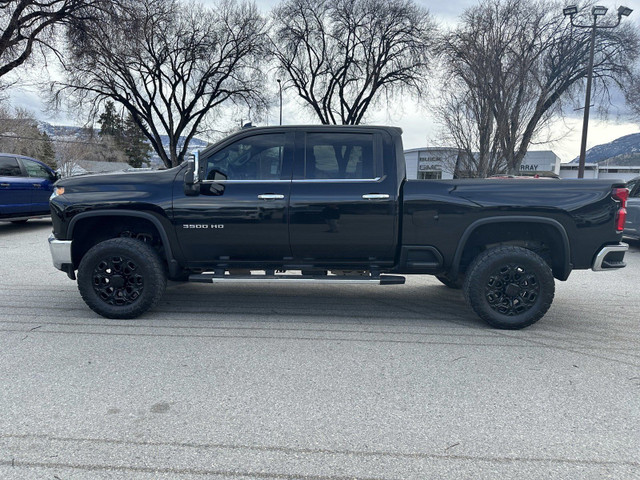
[0,183,9,187]
[33,184,42,188]
[257,194,285,200]
[362,193,390,200]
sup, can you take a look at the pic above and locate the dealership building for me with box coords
[556,163,640,181]
[404,147,639,181]
[404,148,561,180]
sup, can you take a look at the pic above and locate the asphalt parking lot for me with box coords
[1,219,639,479]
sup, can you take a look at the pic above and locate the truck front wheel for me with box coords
[463,246,555,329]
[77,238,167,319]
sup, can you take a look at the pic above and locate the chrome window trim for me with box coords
[200,179,291,184]
[199,177,383,184]
[292,177,382,183]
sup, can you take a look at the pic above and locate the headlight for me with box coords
[50,186,65,201]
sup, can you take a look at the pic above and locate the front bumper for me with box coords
[48,234,72,271]
[592,242,628,271]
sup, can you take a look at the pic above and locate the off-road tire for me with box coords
[77,238,167,319]
[436,274,464,289]
[463,246,555,329]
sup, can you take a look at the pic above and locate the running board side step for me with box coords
[188,274,405,285]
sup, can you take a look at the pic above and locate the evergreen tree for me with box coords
[98,101,123,138]
[39,131,56,169]
[97,101,151,167]
[98,100,132,163]
[122,114,152,168]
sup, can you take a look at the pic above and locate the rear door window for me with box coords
[0,156,22,176]
[304,133,377,180]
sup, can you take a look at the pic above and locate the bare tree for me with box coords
[53,0,268,168]
[438,0,639,176]
[0,0,108,81]
[55,134,128,177]
[55,142,84,177]
[626,60,640,120]
[436,90,505,178]
[0,104,57,165]
[270,0,437,125]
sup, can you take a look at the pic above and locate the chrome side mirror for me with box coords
[183,151,200,196]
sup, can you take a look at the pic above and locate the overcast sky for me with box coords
[5,0,640,162]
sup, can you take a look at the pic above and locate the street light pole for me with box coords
[277,79,283,126]
[563,4,632,178]
[577,16,598,179]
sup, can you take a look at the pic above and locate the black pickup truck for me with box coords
[48,125,629,329]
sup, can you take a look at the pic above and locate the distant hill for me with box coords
[570,132,640,165]
[38,122,210,167]
[595,152,640,166]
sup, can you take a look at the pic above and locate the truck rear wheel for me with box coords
[77,238,167,319]
[463,246,554,329]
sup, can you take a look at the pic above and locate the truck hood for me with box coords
[56,166,183,193]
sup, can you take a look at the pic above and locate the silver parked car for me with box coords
[624,176,640,241]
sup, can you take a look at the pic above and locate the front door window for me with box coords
[204,134,286,181]
[23,159,53,180]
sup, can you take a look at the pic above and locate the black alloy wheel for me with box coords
[463,246,555,329]
[77,238,167,319]
[484,263,540,316]
[91,254,144,306]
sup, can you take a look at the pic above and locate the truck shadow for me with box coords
[160,281,481,329]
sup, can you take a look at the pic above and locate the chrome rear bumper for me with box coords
[592,242,628,271]
[48,234,72,270]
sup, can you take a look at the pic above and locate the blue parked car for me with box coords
[0,154,58,224]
